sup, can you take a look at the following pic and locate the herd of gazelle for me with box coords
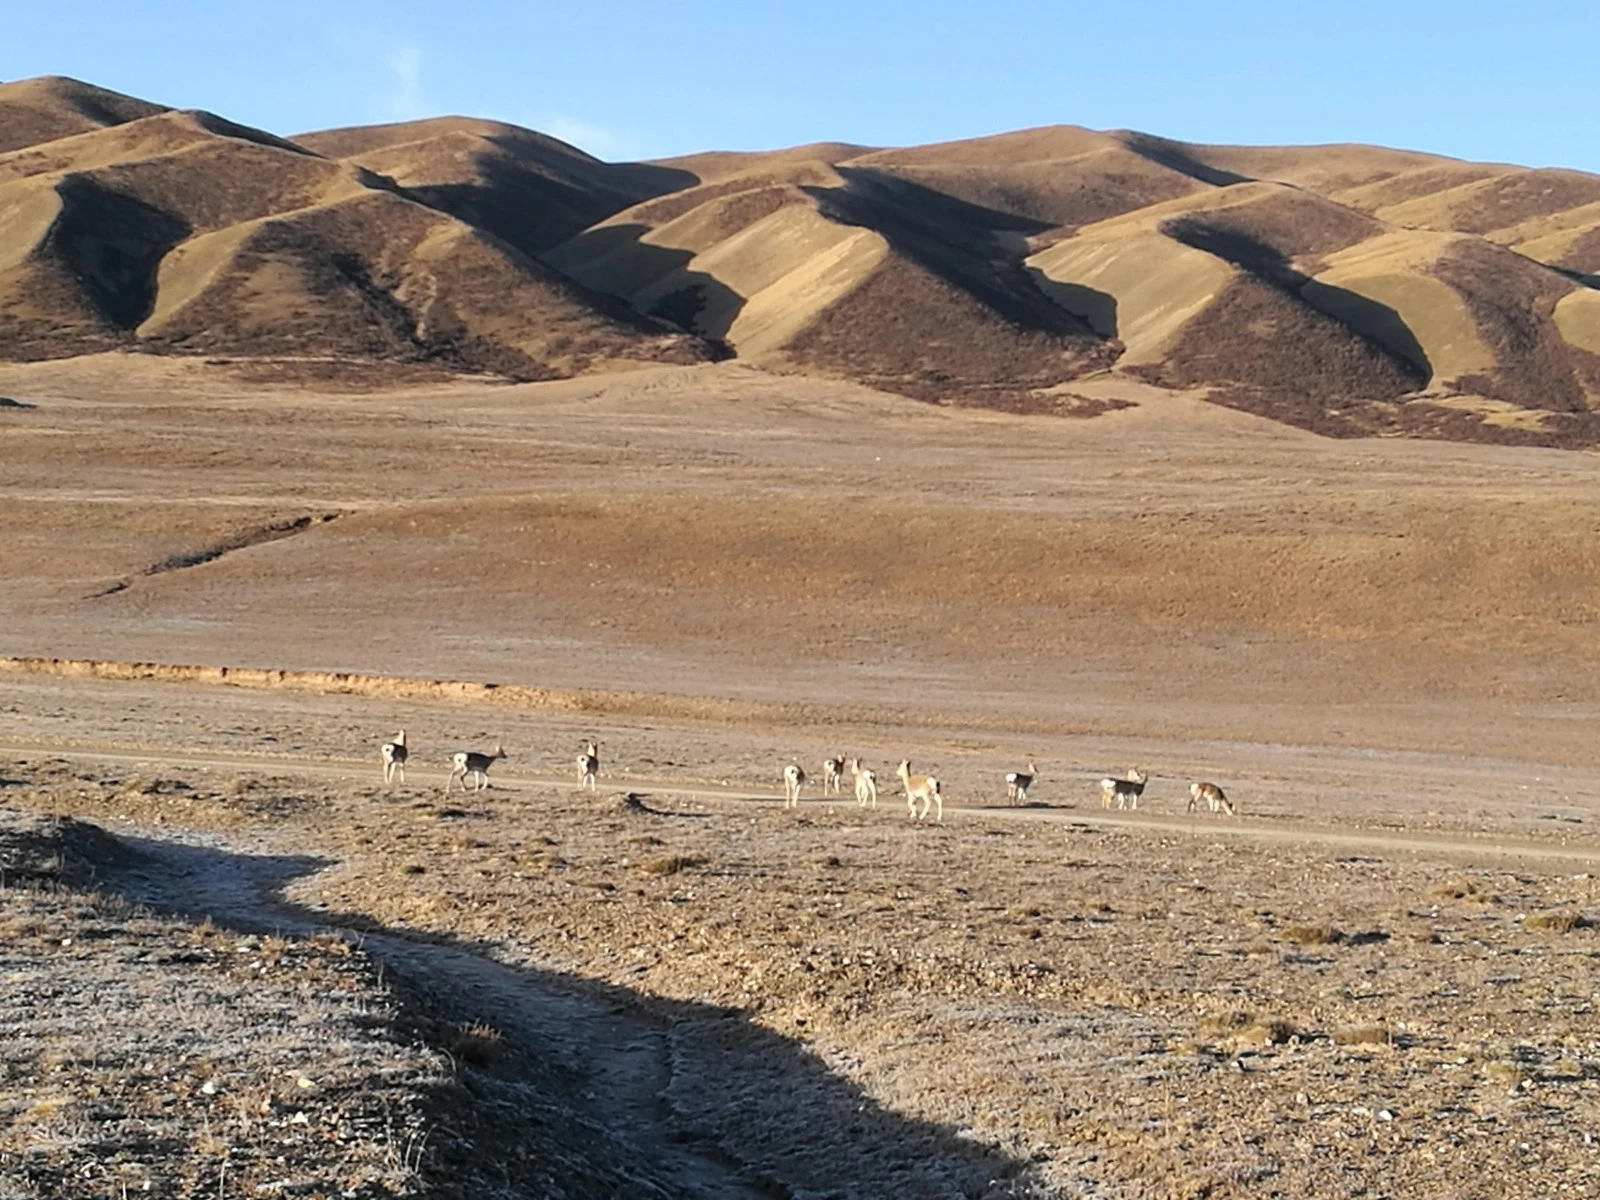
[379,731,596,795]
[379,731,1235,816]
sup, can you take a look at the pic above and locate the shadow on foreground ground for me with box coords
[99,831,1048,1200]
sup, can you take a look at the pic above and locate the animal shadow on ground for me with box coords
[100,832,1046,1199]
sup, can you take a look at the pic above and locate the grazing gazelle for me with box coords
[577,741,600,791]
[783,762,807,808]
[380,730,408,785]
[822,756,846,795]
[849,758,877,809]
[1005,761,1038,806]
[1100,768,1147,810]
[1188,781,1235,816]
[897,760,943,822]
[447,744,506,794]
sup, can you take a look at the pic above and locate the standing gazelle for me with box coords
[1005,761,1038,806]
[380,730,408,785]
[1188,781,1235,816]
[783,763,807,808]
[447,744,506,794]
[849,758,877,809]
[897,760,943,822]
[577,741,600,791]
[1100,768,1148,810]
[822,756,846,795]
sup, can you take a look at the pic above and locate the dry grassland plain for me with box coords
[5,354,1600,1198]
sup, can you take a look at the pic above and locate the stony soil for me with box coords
[4,674,1600,1198]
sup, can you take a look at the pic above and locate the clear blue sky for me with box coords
[5,1,1598,171]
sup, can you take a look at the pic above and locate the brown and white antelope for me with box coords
[577,741,600,791]
[1188,781,1235,816]
[783,762,807,808]
[822,756,846,795]
[1005,761,1038,806]
[1100,768,1147,810]
[447,744,506,793]
[897,760,943,822]
[380,729,408,785]
[849,757,877,809]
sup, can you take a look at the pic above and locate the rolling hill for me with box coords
[3,75,1600,443]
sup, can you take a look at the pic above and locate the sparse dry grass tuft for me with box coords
[1483,1061,1531,1089]
[450,1021,506,1068]
[1197,1010,1305,1052]
[1280,923,1344,946]
[636,853,706,876]
[1331,1024,1393,1047]
[1523,909,1587,933]
[1429,879,1498,904]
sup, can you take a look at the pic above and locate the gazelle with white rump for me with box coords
[1188,781,1235,816]
[1100,768,1147,810]
[577,741,600,791]
[848,758,877,809]
[1005,761,1038,806]
[783,762,807,808]
[822,756,846,795]
[380,730,408,785]
[897,760,943,822]
[447,744,506,794]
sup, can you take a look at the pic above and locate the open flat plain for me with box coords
[6,355,1600,1197]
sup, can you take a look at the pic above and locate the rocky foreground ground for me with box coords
[5,710,1600,1199]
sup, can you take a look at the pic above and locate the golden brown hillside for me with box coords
[0,79,711,377]
[3,77,1600,442]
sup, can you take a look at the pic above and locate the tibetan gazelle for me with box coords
[783,762,807,808]
[577,741,600,791]
[380,730,408,785]
[822,756,846,795]
[896,760,943,822]
[1188,781,1235,816]
[447,744,506,793]
[849,758,877,809]
[1005,761,1037,806]
[1100,768,1147,810]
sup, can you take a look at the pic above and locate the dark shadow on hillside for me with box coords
[806,168,1098,339]
[1163,216,1432,380]
[47,174,190,329]
[1113,132,1252,187]
[543,221,745,346]
[98,832,1044,1199]
[1024,267,1119,338]
[388,136,697,262]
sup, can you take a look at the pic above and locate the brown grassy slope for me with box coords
[1183,139,1600,281]
[780,250,1114,397]
[0,75,167,153]
[139,189,711,377]
[846,126,1211,229]
[652,140,872,183]
[1430,238,1600,410]
[0,173,187,358]
[1144,273,1424,399]
[0,90,714,376]
[298,116,696,258]
[549,151,1113,399]
[1144,136,1462,194]
[1366,167,1600,238]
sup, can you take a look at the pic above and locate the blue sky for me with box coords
[5,1,1597,170]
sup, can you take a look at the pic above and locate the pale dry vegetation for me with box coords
[7,721,1600,1197]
